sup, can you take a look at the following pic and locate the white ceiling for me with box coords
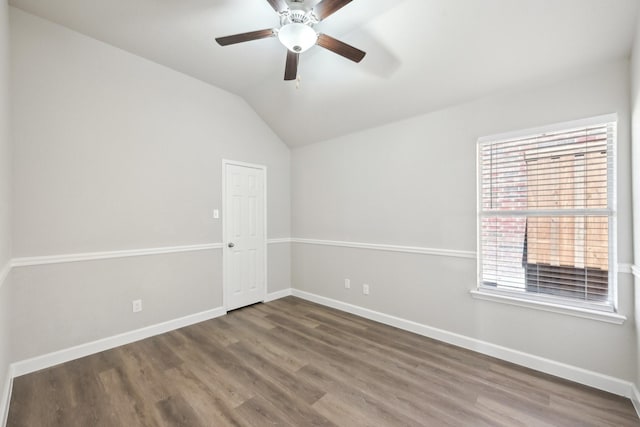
[9,0,640,146]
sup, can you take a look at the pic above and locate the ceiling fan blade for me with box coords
[312,0,353,21]
[316,33,366,63]
[215,29,275,46]
[284,50,299,81]
[266,0,289,13]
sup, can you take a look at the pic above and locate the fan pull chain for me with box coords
[296,75,301,89]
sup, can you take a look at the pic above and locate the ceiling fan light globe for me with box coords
[278,23,317,53]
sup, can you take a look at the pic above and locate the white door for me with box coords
[223,160,266,311]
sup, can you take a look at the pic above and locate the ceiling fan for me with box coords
[215,0,366,81]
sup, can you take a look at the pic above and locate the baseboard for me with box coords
[8,287,295,379]
[11,307,226,378]
[1,365,13,427]
[631,384,640,420]
[264,288,293,302]
[291,289,636,399]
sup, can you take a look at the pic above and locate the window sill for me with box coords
[470,290,626,325]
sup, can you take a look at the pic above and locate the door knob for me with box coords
[228,242,235,248]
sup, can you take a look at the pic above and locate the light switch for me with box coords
[213,209,220,219]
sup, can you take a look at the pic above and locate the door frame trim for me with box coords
[222,159,268,311]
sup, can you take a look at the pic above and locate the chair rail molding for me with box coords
[9,239,294,268]
[266,238,292,244]
[294,239,635,273]
[11,243,224,267]
[291,238,476,259]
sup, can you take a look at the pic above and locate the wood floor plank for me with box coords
[56,361,114,427]
[186,320,240,347]
[155,394,204,427]
[218,315,309,372]
[298,364,432,427]
[7,296,639,426]
[312,393,386,427]
[116,345,172,404]
[172,329,257,407]
[98,367,159,427]
[231,306,279,331]
[234,395,294,427]
[261,312,513,426]
[475,396,556,427]
[181,317,335,426]
[163,365,245,426]
[262,324,493,425]
[226,340,326,405]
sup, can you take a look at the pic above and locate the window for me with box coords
[477,115,616,313]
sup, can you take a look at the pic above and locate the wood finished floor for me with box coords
[7,297,640,427]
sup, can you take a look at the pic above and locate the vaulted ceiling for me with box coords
[9,0,640,146]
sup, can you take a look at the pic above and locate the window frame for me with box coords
[475,114,619,317]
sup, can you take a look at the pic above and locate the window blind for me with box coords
[478,118,616,311]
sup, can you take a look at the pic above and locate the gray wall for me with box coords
[631,11,640,390]
[8,8,291,361]
[0,0,12,409]
[292,60,636,382]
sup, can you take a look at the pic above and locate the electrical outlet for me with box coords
[132,299,142,313]
[363,284,370,295]
[213,209,220,219]
[344,278,351,289]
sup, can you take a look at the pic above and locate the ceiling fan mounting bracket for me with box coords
[279,9,318,27]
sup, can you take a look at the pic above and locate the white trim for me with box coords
[479,208,613,217]
[618,263,633,274]
[5,239,291,269]
[11,307,226,377]
[0,261,10,289]
[291,238,634,274]
[221,159,267,170]
[632,384,640,420]
[264,288,293,302]
[291,289,636,399]
[470,290,626,324]
[267,238,292,245]
[11,243,223,268]
[1,365,13,427]
[477,113,618,144]
[291,238,476,259]
[6,242,634,279]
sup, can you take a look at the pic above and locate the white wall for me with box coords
[8,8,291,362]
[0,0,12,419]
[630,9,640,390]
[292,60,636,382]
